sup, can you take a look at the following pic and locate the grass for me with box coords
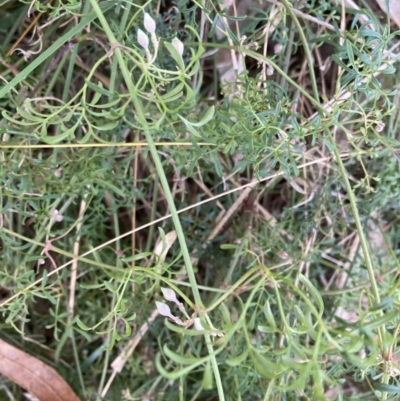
[0,0,400,400]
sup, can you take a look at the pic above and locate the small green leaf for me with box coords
[220,244,238,250]
[370,297,394,312]
[177,106,215,138]
[346,39,356,68]
[341,337,364,353]
[219,302,232,326]
[281,355,307,372]
[381,65,396,74]
[177,114,201,137]
[121,252,153,262]
[103,335,116,350]
[156,353,200,380]
[55,330,70,362]
[122,318,132,336]
[250,351,278,379]
[164,41,185,70]
[263,300,277,329]
[358,310,398,332]
[299,274,324,315]
[164,345,202,365]
[292,305,308,332]
[76,317,91,331]
[226,350,248,367]
[374,383,400,394]
[24,254,46,262]
[125,313,136,322]
[209,151,223,176]
[2,110,38,126]
[40,123,47,137]
[160,83,184,102]
[91,120,119,131]
[94,179,125,197]
[40,119,80,144]
[41,269,48,288]
[203,360,213,390]
[85,80,113,98]
[85,97,121,111]
[103,280,117,293]
[17,106,44,122]
[181,106,215,127]
[305,313,318,341]
[80,282,107,289]
[258,325,278,334]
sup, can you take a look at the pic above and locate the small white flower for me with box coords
[137,28,149,49]
[144,13,156,34]
[54,168,62,178]
[266,65,274,76]
[161,287,179,303]
[51,209,63,222]
[375,121,385,133]
[194,317,205,331]
[274,44,283,54]
[172,37,184,57]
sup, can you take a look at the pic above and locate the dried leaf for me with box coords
[0,339,81,401]
[153,230,177,263]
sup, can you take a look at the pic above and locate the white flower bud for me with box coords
[144,13,156,34]
[155,301,173,318]
[161,287,179,303]
[266,65,274,76]
[54,168,62,178]
[194,318,205,331]
[274,43,283,54]
[172,37,184,57]
[375,121,385,132]
[137,28,149,49]
[51,209,63,222]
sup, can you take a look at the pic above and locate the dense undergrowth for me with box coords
[0,0,400,400]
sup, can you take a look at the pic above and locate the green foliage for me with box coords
[0,0,400,400]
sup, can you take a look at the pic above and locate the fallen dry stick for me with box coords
[0,339,81,401]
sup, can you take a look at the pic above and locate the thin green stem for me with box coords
[276,0,387,387]
[70,331,86,398]
[278,0,320,102]
[85,3,231,399]
[87,0,202,308]
[204,332,225,400]
[278,0,382,307]
[145,176,159,254]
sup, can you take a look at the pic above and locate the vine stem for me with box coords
[87,2,226,400]
[277,0,381,303]
[87,1,202,308]
[278,0,387,395]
